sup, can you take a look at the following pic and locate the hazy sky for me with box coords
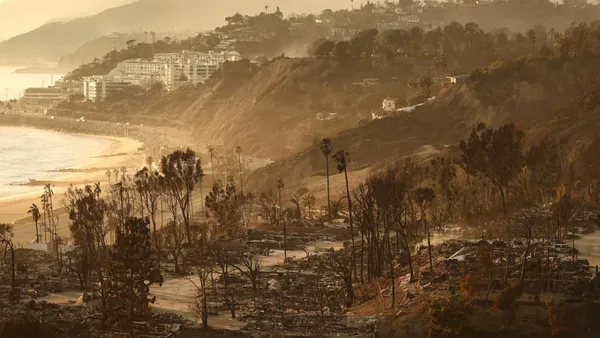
[0,0,134,40]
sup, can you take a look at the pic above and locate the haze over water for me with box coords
[0,126,110,198]
[0,66,62,100]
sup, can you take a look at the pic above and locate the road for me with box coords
[576,231,600,267]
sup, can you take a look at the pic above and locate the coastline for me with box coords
[0,126,145,246]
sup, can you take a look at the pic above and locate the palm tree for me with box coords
[320,138,333,221]
[146,156,154,172]
[333,149,356,281]
[526,29,536,54]
[235,146,244,194]
[43,184,55,242]
[27,204,41,243]
[290,187,309,221]
[417,75,433,96]
[276,178,286,261]
[120,167,128,182]
[113,168,120,183]
[40,193,48,243]
[208,145,216,186]
[407,77,418,95]
[302,193,316,221]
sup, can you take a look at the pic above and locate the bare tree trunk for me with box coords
[486,246,494,300]
[278,188,286,261]
[403,232,414,282]
[326,156,331,221]
[9,243,15,293]
[238,155,244,194]
[520,236,531,285]
[344,168,357,281]
[499,185,507,217]
[360,231,365,283]
[424,211,433,272]
[35,221,39,244]
[387,235,395,307]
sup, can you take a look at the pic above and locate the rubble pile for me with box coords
[0,248,81,300]
[413,237,595,298]
[198,229,366,337]
[246,229,342,251]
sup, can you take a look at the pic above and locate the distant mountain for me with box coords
[0,0,350,65]
[0,0,134,41]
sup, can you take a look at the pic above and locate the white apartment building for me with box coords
[183,61,220,84]
[154,53,184,63]
[164,61,221,86]
[120,50,243,90]
[82,76,134,102]
[182,50,242,63]
[123,59,170,77]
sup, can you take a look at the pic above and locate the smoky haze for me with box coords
[0,0,354,41]
[0,0,136,40]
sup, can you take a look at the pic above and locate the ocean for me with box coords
[0,126,111,198]
[0,66,63,100]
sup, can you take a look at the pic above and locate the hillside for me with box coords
[0,0,133,41]
[55,32,189,70]
[72,57,419,158]
[0,0,349,65]
[246,55,600,193]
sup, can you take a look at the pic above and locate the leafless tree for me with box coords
[327,249,354,307]
[231,249,263,294]
[212,243,238,318]
[162,221,186,274]
[185,246,213,329]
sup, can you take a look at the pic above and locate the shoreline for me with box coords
[0,126,145,246]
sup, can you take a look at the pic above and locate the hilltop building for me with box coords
[446,75,469,84]
[121,50,242,90]
[382,98,400,112]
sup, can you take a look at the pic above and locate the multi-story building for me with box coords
[82,76,134,102]
[183,61,220,84]
[123,59,170,77]
[119,50,243,90]
[154,53,184,63]
[22,87,67,104]
[182,50,242,63]
[399,15,420,24]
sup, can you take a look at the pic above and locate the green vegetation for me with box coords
[64,40,180,81]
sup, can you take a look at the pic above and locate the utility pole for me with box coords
[151,31,156,58]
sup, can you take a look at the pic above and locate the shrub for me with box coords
[494,283,522,311]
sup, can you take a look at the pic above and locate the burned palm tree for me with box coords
[27,204,41,243]
[208,145,217,186]
[320,138,333,221]
[235,146,244,194]
[333,149,356,280]
[276,178,286,260]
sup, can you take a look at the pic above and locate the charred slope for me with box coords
[247,56,600,191]
[123,57,417,159]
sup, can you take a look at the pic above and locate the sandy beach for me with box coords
[0,132,145,246]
